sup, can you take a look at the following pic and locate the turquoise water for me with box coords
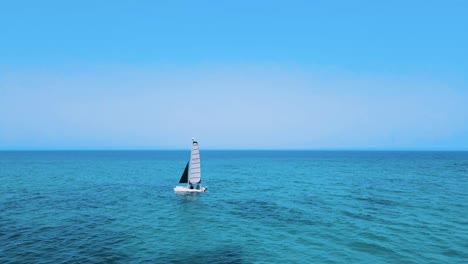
[1,151,467,263]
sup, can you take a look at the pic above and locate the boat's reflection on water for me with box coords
[174,191,203,202]
[174,192,206,233]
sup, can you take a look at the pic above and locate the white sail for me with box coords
[174,138,207,192]
[189,139,201,184]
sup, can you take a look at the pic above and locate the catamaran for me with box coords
[174,138,207,192]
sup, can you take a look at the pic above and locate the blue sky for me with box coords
[0,0,467,150]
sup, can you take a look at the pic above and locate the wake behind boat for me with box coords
[174,138,207,192]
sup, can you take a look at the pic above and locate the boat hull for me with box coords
[174,186,207,192]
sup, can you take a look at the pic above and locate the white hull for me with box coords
[174,186,207,192]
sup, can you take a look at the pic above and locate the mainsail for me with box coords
[189,140,201,184]
[178,162,189,183]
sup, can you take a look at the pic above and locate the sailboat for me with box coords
[174,138,207,192]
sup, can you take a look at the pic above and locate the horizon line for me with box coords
[0,148,467,152]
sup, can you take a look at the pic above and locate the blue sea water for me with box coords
[1,150,467,263]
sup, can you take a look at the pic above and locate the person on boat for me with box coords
[189,183,194,189]
[196,184,200,190]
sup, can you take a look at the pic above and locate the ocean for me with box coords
[1,151,467,263]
